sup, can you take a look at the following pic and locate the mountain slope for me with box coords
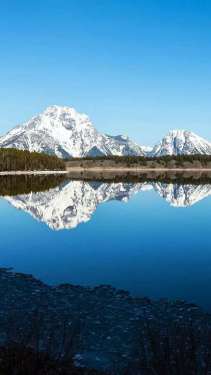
[1,107,211,158]
[0,105,144,158]
[151,130,211,156]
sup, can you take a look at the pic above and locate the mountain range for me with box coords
[1,105,211,158]
[3,181,211,230]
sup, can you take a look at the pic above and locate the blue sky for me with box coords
[1,0,211,145]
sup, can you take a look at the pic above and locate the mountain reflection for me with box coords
[3,180,142,230]
[1,174,211,230]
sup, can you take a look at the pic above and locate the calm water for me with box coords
[1,176,211,310]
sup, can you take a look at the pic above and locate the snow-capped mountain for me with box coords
[3,180,211,230]
[140,145,153,154]
[0,105,144,158]
[151,130,211,156]
[1,107,211,158]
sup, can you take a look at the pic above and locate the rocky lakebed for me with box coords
[0,268,211,374]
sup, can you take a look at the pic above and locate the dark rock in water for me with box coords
[0,344,104,375]
[0,267,211,374]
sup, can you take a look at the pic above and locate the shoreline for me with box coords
[0,170,68,176]
[1,167,211,176]
[66,167,211,172]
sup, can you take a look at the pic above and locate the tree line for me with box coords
[0,148,65,171]
[68,154,211,164]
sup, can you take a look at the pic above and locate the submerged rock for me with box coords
[0,268,210,373]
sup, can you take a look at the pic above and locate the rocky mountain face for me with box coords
[151,130,211,156]
[1,107,211,158]
[3,181,211,230]
[0,106,144,158]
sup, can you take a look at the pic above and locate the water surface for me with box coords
[0,175,211,310]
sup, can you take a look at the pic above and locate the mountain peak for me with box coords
[166,129,201,139]
[167,129,189,137]
[152,129,211,156]
[43,104,78,112]
[0,105,144,158]
[1,105,211,158]
[41,105,91,124]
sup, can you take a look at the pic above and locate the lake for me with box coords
[1,174,211,310]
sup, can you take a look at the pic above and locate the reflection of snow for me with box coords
[154,183,211,207]
[4,181,142,230]
[4,181,211,230]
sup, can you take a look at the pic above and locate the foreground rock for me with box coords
[0,268,211,374]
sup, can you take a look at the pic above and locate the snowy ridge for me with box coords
[151,130,211,156]
[0,106,144,158]
[1,106,211,158]
[3,181,211,230]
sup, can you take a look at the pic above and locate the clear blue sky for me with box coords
[1,0,211,145]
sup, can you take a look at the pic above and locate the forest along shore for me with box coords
[0,148,65,172]
[65,154,211,172]
[2,149,211,173]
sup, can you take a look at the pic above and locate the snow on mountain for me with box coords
[0,105,144,158]
[3,180,211,230]
[140,145,153,155]
[104,134,144,156]
[151,130,211,156]
[1,106,211,158]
